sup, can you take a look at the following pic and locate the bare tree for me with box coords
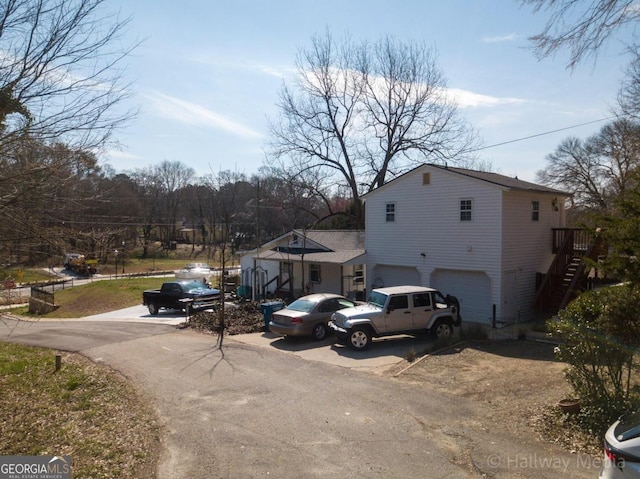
[154,160,195,247]
[268,31,476,227]
[201,170,245,349]
[522,0,640,68]
[536,118,640,213]
[618,51,640,118]
[0,0,135,263]
[0,0,136,150]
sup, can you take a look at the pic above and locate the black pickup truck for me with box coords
[142,280,221,315]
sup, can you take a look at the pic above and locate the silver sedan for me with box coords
[269,293,357,341]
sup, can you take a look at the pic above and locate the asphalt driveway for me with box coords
[71,304,441,373]
[0,312,599,478]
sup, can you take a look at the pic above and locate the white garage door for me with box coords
[431,269,492,324]
[371,265,421,289]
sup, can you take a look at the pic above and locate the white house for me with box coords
[238,230,365,301]
[363,163,571,324]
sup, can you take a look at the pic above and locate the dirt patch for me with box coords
[388,339,601,455]
[188,302,264,335]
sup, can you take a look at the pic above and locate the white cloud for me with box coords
[104,149,140,160]
[186,53,292,79]
[483,33,519,43]
[144,91,263,139]
[448,88,529,108]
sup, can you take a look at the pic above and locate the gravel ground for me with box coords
[387,339,601,456]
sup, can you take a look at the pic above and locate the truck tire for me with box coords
[148,303,159,315]
[431,319,453,339]
[348,327,371,351]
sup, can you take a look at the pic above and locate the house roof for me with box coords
[256,248,366,265]
[244,229,366,265]
[363,163,571,198]
[432,165,570,195]
[300,229,365,250]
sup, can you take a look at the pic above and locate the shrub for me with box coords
[549,284,640,433]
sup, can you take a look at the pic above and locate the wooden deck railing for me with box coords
[535,228,603,312]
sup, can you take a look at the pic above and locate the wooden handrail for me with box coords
[534,230,575,308]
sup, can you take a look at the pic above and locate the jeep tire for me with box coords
[348,327,371,351]
[431,319,453,339]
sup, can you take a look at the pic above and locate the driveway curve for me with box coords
[0,314,598,478]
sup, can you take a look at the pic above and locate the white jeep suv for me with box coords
[328,285,460,351]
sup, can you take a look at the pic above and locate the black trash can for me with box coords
[260,301,285,332]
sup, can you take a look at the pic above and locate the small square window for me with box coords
[532,200,540,221]
[386,203,396,222]
[460,199,472,221]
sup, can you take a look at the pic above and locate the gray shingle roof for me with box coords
[363,163,571,198]
[431,164,570,195]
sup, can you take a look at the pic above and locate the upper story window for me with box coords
[386,202,396,222]
[532,200,540,221]
[460,199,472,221]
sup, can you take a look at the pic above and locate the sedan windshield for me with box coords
[286,299,315,313]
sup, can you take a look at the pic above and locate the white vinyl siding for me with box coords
[371,265,420,288]
[365,165,502,321]
[501,192,565,321]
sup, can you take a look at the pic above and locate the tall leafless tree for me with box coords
[522,0,640,69]
[0,0,136,150]
[268,31,476,227]
[201,170,246,349]
[536,118,640,213]
[0,0,136,263]
[154,160,195,247]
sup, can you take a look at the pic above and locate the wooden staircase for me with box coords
[534,229,605,313]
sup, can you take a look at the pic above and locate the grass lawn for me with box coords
[0,342,161,479]
[15,277,167,318]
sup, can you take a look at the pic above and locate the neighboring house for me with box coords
[238,230,366,301]
[363,163,571,324]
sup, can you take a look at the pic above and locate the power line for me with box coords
[467,116,616,153]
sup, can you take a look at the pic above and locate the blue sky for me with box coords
[104,0,632,182]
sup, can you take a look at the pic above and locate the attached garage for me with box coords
[370,265,421,289]
[431,269,492,324]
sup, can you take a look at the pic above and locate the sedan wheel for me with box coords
[348,327,371,351]
[311,323,328,341]
[148,303,159,316]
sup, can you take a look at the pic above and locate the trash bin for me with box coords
[236,285,252,299]
[260,301,284,332]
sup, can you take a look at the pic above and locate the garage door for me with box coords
[431,269,492,324]
[371,265,421,289]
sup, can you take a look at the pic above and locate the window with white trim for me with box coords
[532,200,540,221]
[460,199,472,221]
[385,202,396,222]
